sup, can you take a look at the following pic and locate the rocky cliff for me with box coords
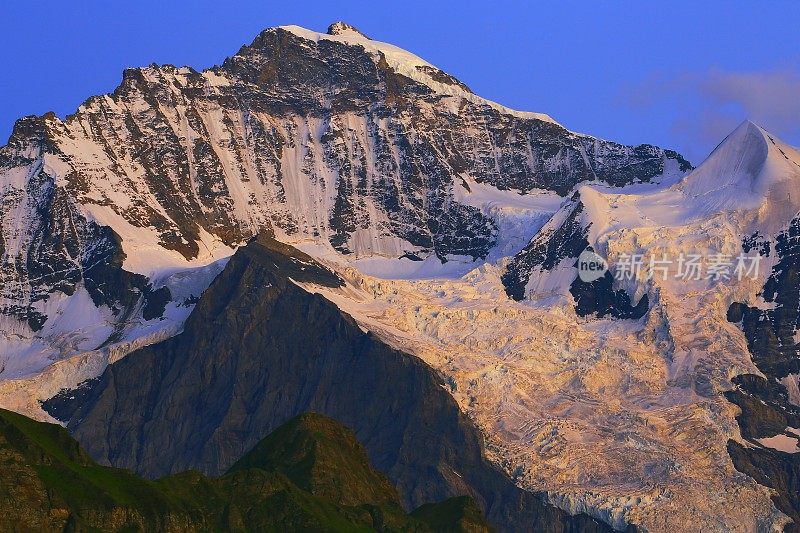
[727,215,800,531]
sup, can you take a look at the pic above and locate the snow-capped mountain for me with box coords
[1,20,798,533]
[0,21,689,381]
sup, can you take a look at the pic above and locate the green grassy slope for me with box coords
[0,409,492,532]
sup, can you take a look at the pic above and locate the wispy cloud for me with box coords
[702,67,800,131]
[623,65,800,163]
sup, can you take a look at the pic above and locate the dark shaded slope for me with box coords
[227,412,401,508]
[0,407,198,531]
[0,408,492,532]
[52,235,616,532]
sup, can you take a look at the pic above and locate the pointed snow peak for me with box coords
[680,120,769,197]
[720,119,767,149]
[677,120,800,231]
[327,21,370,39]
[729,119,767,142]
[734,118,760,130]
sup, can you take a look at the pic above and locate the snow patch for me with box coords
[756,433,800,453]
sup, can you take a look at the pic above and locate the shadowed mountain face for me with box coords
[48,235,616,532]
[0,407,494,532]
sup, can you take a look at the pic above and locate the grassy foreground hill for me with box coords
[0,409,491,532]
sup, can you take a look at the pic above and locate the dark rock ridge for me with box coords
[0,407,494,531]
[726,216,800,530]
[327,20,371,39]
[50,234,619,532]
[1,22,689,331]
[502,200,648,319]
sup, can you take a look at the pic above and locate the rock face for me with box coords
[502,199,590,301]
[727,216,800,530]
[53,235,614,533]
[0,116,167,333]
[0,22,689,352]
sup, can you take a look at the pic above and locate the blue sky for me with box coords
[2,1,798,164]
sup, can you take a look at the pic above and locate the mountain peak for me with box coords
[730,118,766,139]
[681,120,770,197]
[327,21,370,39]
[677,119,800,230]
[0,406,492,531]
